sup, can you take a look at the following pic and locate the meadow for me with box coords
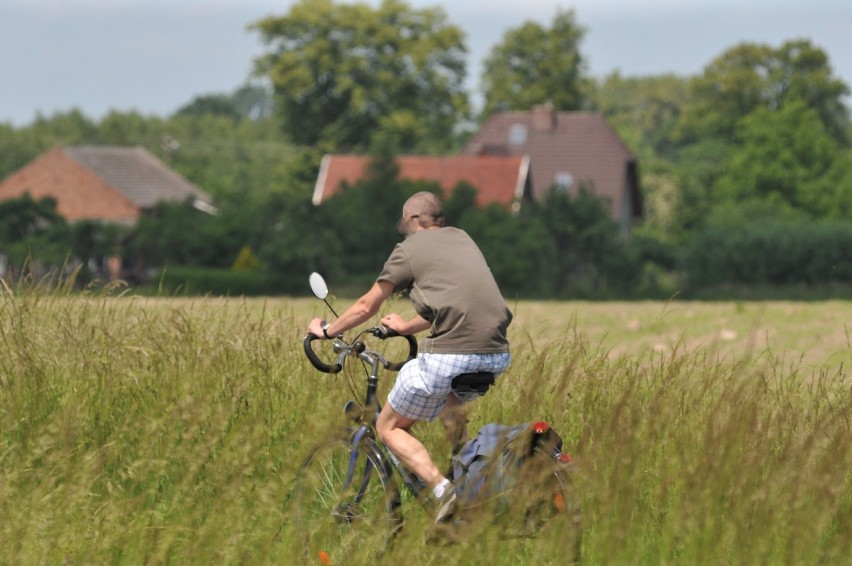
[1,282,849,565]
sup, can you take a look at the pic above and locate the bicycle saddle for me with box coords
[451,372,495,397]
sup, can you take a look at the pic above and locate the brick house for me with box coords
[462,105,642,236]
[0,145,215,224]
[312,154,532,212]
[0,145,215,280]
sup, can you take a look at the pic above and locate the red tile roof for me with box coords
[313,154,531,210]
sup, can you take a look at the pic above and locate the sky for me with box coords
[1,0,850,127]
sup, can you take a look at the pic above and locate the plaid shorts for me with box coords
[387,352,511,421]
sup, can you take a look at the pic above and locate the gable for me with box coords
[463,109,642,222]
[313,154,531,209]
[0,148,140,223]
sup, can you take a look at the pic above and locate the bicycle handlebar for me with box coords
[303,334,343,374]
[303,326,418,374]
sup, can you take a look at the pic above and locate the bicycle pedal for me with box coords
[424,517,466,546]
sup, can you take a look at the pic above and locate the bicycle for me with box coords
[288,274,580,561]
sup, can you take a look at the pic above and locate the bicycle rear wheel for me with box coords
[509,450,581,536]
[479,437,582,542]
[289,429,402,562]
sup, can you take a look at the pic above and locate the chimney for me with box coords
[531,103,556,132]
[468,142,484,155]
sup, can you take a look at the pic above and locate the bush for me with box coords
[150,266,293,296]
[680,219,852,288]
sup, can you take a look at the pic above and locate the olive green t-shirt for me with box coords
[377,227,512,354]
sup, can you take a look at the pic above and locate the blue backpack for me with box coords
[451,422,564,504]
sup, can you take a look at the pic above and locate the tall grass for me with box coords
[0,282,849,564]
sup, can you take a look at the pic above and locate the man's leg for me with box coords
[376,403,445,489]
[439,393,468,455]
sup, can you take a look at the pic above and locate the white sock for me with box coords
[432,478,451,498]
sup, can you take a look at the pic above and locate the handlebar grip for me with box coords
[369,325,398,339]
[303,334,343,374]
[384,331,418,372]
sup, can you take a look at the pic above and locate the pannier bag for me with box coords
[450,421,565,505]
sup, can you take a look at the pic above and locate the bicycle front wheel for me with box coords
[289,429,402,562]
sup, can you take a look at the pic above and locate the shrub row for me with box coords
[150,266,306,297]
[139,219,852,299]
[680,220,852,287]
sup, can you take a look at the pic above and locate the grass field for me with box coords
[1,284,849,564]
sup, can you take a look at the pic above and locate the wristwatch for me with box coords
[321,320,333,339]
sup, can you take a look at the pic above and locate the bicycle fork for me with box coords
[332,426,375,522]
[333,423,403,523]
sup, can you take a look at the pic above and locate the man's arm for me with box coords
[307,280,395,338]
[381,313,431,335]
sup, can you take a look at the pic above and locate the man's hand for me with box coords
[307,317,326,339]
[380,313,407,334]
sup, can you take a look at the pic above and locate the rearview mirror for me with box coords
[309,272,329,300]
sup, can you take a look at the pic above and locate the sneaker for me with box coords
[433,483,457,524]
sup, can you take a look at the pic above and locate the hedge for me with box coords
[680,220,852,287]
[150,266,307,297]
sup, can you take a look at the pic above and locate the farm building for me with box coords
[0,145,215,225]
[462,105,642,236]
[0,145,215,280]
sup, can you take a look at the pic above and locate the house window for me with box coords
[508,123,527,146]
[554,171,574,194]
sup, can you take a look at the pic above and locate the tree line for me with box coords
[1,0,850,298]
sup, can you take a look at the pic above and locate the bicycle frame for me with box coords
[338,342,428,501]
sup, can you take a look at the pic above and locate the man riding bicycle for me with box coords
[307,191,512,523]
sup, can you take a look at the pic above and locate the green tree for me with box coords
[0,123,44,179]
[671,138,730,236]
[591,72,689,163]
[29,108,98,146]
[0,195,75,268]
[669,39,850,234]
[251,0,469,152]
[533,185,632,295]
[678,39,850,146]
[128,201,226,268]
[443,181,479,227]
[94,110,165,146]
[590,72,691,235]
[173,83,274,122]
[480,9,588,116]
[160,113,299,206]
[321,151,410,276]
[230,83,275,120]
[0,109,100,180]
[70,221,126,262]
[254,191,328,289]
[0,194,65,244]
[460,203,554,297]
[714,100,852,219]
[175,94,241,121]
